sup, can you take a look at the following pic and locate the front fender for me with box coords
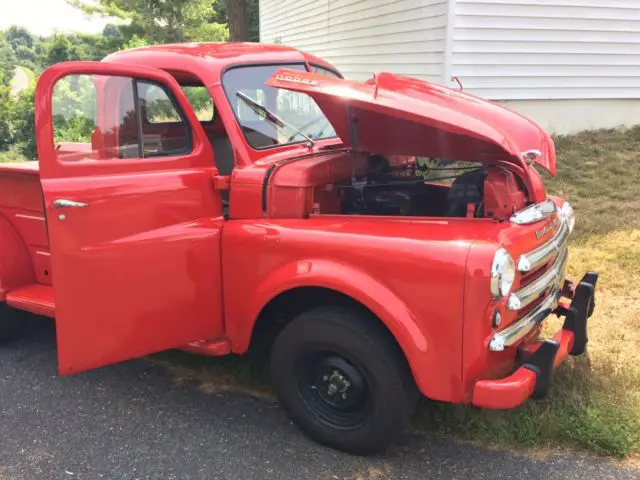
[222,218,472,402]
[228,258,435,398]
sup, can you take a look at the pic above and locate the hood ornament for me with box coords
[521,150,542,165]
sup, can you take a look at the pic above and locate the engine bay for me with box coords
[311,153,528,220]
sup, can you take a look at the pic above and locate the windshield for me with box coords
[222,64,337,149]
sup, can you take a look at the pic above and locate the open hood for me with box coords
[266,70,556,175]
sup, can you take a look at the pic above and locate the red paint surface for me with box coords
[6,284,55,317]
[472,329,575,409]
[266,69,557,177]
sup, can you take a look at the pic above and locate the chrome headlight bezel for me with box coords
[559,201,575,233]
[491,248,516,299]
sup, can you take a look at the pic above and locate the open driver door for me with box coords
[35,62,225,374]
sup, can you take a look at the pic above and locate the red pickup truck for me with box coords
[0,43,597,454]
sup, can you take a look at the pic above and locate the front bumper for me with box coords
[471,272,598,410]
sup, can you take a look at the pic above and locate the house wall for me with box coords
[449,0,640,101]
[259,0,639,134]
[497,99,640,135]
[259,0,449,82]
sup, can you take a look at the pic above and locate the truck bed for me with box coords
[0,161,40,175]
[0,161,51,291]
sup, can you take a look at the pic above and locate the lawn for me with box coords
[152,126,639,458]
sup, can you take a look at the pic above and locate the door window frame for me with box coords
[36,61,212,180]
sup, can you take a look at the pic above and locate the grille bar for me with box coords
[508,246,569,311]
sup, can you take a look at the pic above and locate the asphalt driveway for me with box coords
[1,319,637,480]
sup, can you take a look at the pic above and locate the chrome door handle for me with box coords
[53,199,90,208]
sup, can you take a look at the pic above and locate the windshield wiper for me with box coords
[235,91,315,146]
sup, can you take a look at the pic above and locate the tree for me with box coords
[225,0,246,41]
[0,39,17,86]
[66,0,229,44]
[5,25,34,50]
[15,45,37,63]
[246,0,259,41]
[102,24,122,39]
[0,85,15,150]
[45,34,73,66]
[11,87,37,160]
[219,0,258,41]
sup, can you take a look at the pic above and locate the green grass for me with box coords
[148,127,640,459]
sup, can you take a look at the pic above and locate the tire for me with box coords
[270,306,419,455]
[0,303,26,344]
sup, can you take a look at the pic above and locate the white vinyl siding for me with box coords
[450,0,640,100]
[260,0,449,82]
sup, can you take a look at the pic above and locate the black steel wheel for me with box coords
[295,349,373,430]
[270,306,418,455]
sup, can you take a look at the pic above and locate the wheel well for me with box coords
[249,287,408,367]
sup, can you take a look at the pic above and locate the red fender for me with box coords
[0,213,35,301]
[228,258,434,396]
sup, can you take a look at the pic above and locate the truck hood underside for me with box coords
[267,70,556,175]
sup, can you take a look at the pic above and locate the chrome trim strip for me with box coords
[518,221,570,272]
[510,199,556,225]
[508,247,568,311]
[489,291,560,352]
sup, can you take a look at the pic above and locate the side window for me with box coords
[140,82,182,123]
[137,81,191,157]
[52,75,98,146]
[52,74,192,163]
[182,86,215,122]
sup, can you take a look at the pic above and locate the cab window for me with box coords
[51,74,192,162]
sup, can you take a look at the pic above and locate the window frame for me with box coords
[134,78,194,158]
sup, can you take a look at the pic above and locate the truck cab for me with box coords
[0,43,597,455]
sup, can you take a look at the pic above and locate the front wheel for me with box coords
[0,303,26,344]
[270,306,418,455]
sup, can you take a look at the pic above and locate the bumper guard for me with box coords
[472,272,598,409]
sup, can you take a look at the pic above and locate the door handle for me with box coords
[53,199,90,208]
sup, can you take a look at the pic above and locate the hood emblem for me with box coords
[535,217,560,240]
[275,74,318,86]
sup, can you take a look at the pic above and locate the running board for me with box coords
[6,284,55,318]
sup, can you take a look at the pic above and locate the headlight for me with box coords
[490,248,516,299]
[559,202,575,233]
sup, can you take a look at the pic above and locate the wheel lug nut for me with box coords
[341,392,347,399]
[323,375,329,381]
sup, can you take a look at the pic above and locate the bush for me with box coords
[11,87,37,160]
[0,84,14,150]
